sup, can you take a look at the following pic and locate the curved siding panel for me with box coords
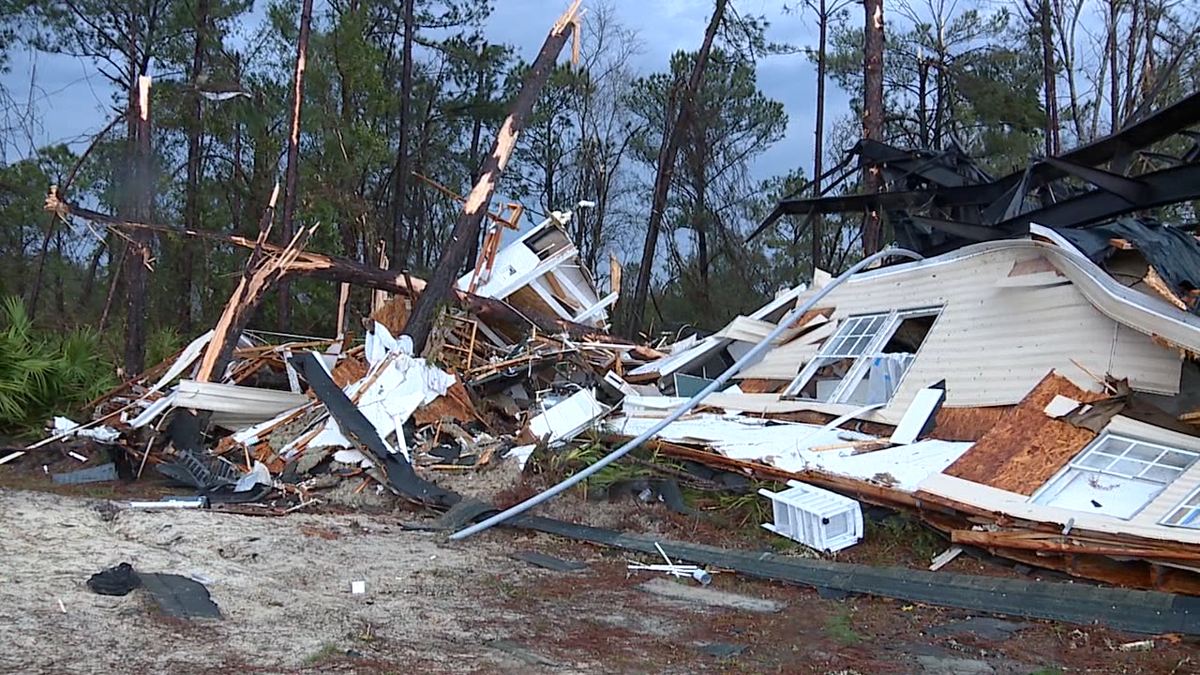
[781,246,1181,412]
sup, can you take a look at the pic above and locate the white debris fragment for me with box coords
[52,417,120,443]
[504,444,537,471]
[332,448,375,468]
[234,461,272,492]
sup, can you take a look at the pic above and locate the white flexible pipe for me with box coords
[449,247,924,540]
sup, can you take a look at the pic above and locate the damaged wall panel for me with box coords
[942,373,1102,494]
[784,244,1182,418]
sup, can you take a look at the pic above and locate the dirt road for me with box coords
[0,488,1192,674]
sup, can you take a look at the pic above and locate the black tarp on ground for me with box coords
[1055,219,1200,314]
[140,573,222,619]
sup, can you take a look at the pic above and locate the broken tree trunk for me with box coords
[399,1,582,354]
[278,0,315,332]
[195,185,316,383]
[124,76,154,377]
[48,193,665,361]
[48,198,651,352]
[862,0,885,256]
[622,0,727,338]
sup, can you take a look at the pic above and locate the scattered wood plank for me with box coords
[929,545,963,571]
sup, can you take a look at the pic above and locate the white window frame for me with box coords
[1160,486,1200,529]
[780,307,941,403]
[1030,433,1199,520]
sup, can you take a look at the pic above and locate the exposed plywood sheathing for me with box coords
[1008,257,1064,277]
[926,405,1013,442]
[413,377,479,426]
[943,372,1103,495]
[330,357,367,388]
[737,379,787,394]
[371,296,412,336]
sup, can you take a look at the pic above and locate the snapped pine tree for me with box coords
[399,1,583,354]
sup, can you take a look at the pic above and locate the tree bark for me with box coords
[1036,0,1059,156]
[389,0,417,270]
[812,0,828,272]
[182,0,209,334]
[464,41,488,271]
[622,0,726,337]
[277,0,315,331]
[1107,0,1119,132]
[123,75,153,377]
[862,0,885,255]
[398,4,581,354]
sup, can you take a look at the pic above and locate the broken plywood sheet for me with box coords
[926,406,1012,442]
[942,372,1104,495]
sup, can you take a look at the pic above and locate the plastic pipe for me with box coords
[449,247,924,540]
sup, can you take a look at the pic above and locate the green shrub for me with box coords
[0,297,118,436]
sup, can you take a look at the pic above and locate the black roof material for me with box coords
[1055,219,1200,314]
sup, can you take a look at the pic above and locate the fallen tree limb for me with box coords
[46,193,663,360]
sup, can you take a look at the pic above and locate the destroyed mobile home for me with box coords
[18,210,1200,598]
[11,90,1200,606]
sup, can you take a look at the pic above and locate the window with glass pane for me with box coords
[784,313,891,401]
[782,308,939,404]
[1162,488,1200,529]
[1073,435,1197,483]
[1032,434,1199,520]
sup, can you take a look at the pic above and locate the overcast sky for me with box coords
[0,0,853,182]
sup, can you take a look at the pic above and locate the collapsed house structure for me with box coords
[13,89,1200,599]
[609,91,1200,593]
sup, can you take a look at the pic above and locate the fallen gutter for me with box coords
[450,247,924,540]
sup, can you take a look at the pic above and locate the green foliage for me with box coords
[0,297,117,435]
[824,610,865,644]
[871,512,944,561]
[823,4,1043,170]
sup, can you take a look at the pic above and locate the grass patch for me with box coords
[871,512,944,561]
[302,643,341,665]
[1029,669,1064,675]
[824,610,865,644]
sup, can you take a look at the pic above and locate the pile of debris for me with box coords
[8,210,669,513]
[12,93,1200,600]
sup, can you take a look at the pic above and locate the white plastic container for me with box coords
[758,480,863,553]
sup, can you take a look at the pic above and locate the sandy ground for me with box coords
[2,487,1195,675]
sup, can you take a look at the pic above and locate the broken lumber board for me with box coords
[950,529,1200,562]
[809,440,890,453]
